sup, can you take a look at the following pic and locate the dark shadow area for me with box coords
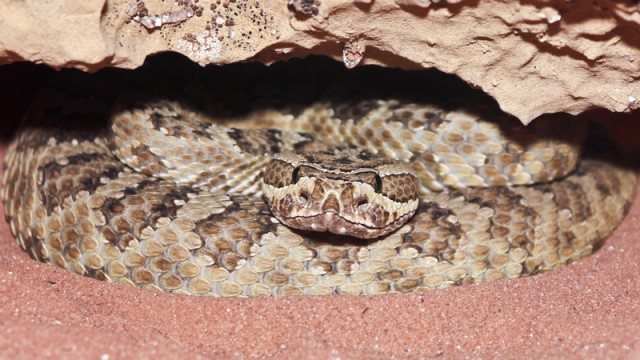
[0,52,496,138]
[0,62,56,140]
[0,52,638,161]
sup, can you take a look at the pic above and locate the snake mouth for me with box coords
[273,210,416,239]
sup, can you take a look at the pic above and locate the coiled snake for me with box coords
[2,92,636,297]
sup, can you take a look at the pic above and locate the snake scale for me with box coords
[2,89,637,297]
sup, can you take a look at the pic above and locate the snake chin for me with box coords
[272,210,417,239]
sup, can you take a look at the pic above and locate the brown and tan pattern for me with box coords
[263,150,420,239]
[1,97,636,296]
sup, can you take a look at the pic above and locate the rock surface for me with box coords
[1,1,640,123]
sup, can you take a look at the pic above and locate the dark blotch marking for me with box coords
[265,129,283,154]
[357,150,374,161]
[39,153,122,214]
[334,157,354,165]
[192,128,213,140]
[292,132,315,151]
[588,165,615,198]
[331,100,379,123]
[150,111,165,123]
[149,188,193,218]
[418,201,455,221]
[227,129,257,154]
[66,152,106,164]
[150,111,184,136]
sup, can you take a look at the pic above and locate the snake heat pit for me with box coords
[2,89,636,297]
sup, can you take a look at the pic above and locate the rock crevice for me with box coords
[1,0,639,123]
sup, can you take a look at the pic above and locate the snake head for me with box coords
[262,151,420,239]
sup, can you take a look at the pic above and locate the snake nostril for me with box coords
[299,192,309,204]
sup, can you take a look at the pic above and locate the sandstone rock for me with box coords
[1,0,639,123]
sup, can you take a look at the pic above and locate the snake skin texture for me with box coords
[2,95,637,297]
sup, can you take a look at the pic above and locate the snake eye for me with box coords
[292,166,301,184]
[374,174,383,193]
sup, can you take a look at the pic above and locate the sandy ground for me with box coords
[1,144,640,359]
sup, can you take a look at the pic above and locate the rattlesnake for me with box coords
[2,90,636,297]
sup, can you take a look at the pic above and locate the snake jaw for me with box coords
[273,209,418,239]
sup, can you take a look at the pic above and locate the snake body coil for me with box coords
[2,95,636,296]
